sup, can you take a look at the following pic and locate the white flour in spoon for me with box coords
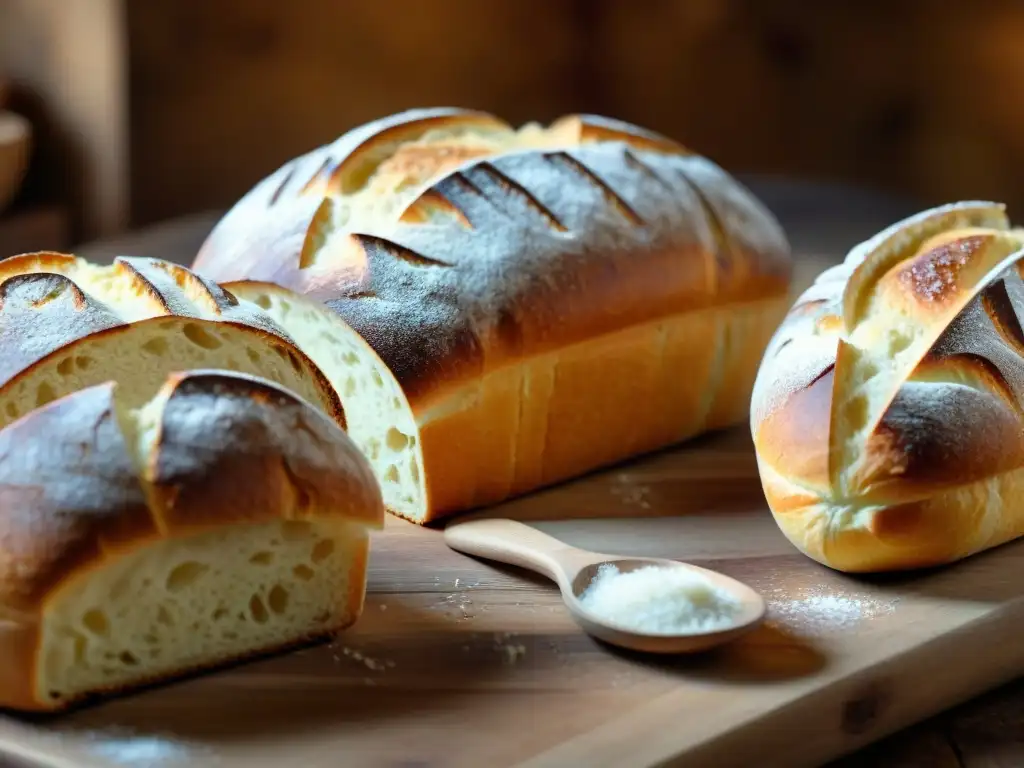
[578,563,742,635]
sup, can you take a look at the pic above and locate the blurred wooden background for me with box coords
[5,0,1024,243]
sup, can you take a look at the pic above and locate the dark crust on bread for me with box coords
[193,108,792,406]
[149,370,383,531]
[0,383,154,612]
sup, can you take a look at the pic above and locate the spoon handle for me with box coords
[444,518,583,584]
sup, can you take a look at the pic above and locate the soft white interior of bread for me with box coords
[231,286,426,519]
[38,516,366,707]
[833,310,930,494]
[0,317,332,430]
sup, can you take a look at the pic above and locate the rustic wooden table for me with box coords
[71,179,1024,768]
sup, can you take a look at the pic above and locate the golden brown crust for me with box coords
[753,201,1024,572]
[193,108,792,408]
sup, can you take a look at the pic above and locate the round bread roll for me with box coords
[751,201,1024,572]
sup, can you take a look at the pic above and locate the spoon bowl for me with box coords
[444,518,766,654]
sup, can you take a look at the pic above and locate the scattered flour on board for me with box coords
[578,563,741,635]
[764,584,900,637]
[74,728,212,767]
[329,642,396,673]
[492,632,527,664]
[611,474,652,509]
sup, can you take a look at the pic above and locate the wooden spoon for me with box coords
[444,518,766,654]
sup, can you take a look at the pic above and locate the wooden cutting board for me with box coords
[1,427,1022,768]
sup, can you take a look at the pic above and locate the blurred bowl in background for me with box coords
[0,111,31,214]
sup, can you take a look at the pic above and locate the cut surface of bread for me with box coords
[0,250,385,712]
[752,200,1024,572]
[195,108,793,523]
[40,516,368,708]
[224,282,425,519]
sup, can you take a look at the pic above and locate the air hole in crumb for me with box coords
[82,609,109,636]
[212,608,229,621]
[166,561,210,592]
[75,356,93,370]
[392,397,402,410]
[858,360,880,381]
[249,551,274,565]
[287,350,303,373]
[268,585,289,614]
[384,464,399,483]
[311,539,335,563]
[36,381,56,407]
[371,369,384,387]
[344,379,357,397]
[143,634,159,645]
[250,595,269,624]
[314,611,331,623]
[281,520,312,541]
[156,606,174,626]
[5,402,17,419]
[888,330,913,356]
[386,428,409,452]
[119,651,139,666]
[254,295,272,309]
[247,348,261,364]
[224,631,238,640]
[182,323,222,350]
[409,459,420,484]
[142,337,169,356]
[293,564,315,581]
[273,346,290,361]
[56,357,74,376]
[342,352,359,366]
[48,690,62,700]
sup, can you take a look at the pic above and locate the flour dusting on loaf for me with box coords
[752,201,1024,572]
[194,107,794,523]
[0,253,384,712]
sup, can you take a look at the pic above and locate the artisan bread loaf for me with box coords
[193,107,794,523]
[0,253,384,711]
[751,201,1024,572]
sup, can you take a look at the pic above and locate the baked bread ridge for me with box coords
[192,107,793,523]
[0,369,384,713]
[751,200,1024,572]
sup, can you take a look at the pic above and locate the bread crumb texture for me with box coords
[0,252,383,711]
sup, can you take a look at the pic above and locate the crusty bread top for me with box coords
[0,371,383,616]
[0,251,344,427]
[194,108,792,406]
[752,201,1024,503]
